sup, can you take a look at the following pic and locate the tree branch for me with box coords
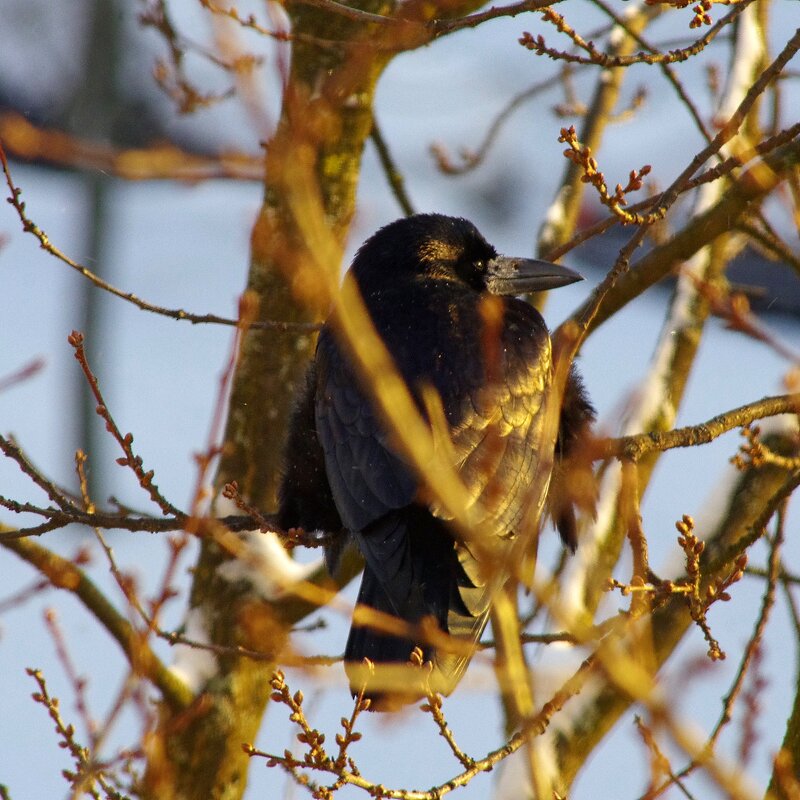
[0,140,316,333]
[1,531,193,711]
[609,395,800,462]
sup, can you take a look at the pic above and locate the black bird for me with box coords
[278,214,594,707]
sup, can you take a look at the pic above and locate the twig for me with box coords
[198,0,344,49]
[716,512,784,748]
[431,70,572,175]
[249,655,598,799]
[0,435,78,513]
[677,515,747,661]
[2,537,193,710]
[781,566,800,642]
[221,480,276,532]
[141,302,258,645]
[733,425,800,472]
[291,0,402,26]
[186,290,258,528]
[140,0,235,113]
[68,331,182,517]
[430,0,561,37]
[43,608,97,742]
[0,576,50,613]
[737,218,800,279]
[421,692,475,770]
[0,357,45,393]
[78,451,154,631]
[544,118,800,263]
[333,688,370,773]
[0,506,286,539]
[686,275,800,364]
[558,125,653,224]
[480,630,580,649]
[522,2,751,67]
[620,460,650,618]
[587,0,711,141]
[410,647,476,769]
[609,393,800,462]
[746,565,800,587]
[634,716,696,800]
[0,140,317,332]
[371,120,415,216]
[26,668,129,800]
[652,504,786,797]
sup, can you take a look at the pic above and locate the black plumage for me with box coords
[278,214,594,707]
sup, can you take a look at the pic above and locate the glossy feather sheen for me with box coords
[315,269,554,696]
[277,214,593,705]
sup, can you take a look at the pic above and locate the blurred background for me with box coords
[1,1,799,798]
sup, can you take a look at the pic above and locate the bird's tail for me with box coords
[344,511,494,710]
[344,566,434,710]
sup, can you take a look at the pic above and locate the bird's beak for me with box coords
[485,256,583,295]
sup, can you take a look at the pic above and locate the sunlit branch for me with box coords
[1,533,193,711]
[0,113,263,179]
[560,27,800,351]
[609,395,800,462]
[248,654,598,799]
[656,507,786,797]
[544,119,800,263]
[524,1,751,67]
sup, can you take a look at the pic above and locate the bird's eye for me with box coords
[474,260,485,271]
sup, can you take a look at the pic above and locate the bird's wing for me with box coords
[314,327,417,534]
[277,362,350,573]
[426,301,558,683]
[432,300,556,542]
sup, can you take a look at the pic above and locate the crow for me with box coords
[278,214,594,708]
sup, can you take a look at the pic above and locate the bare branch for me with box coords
[609,394,800,462]
[0,140,317,332]
[522,2,751,67]
[0,112,263,180]
[544,119,800,262]
[371,120,415,216]
[248,655,598,798]
[2,535,193,711]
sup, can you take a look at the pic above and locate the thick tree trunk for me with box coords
[141,6,392,798]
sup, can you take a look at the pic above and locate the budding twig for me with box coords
[558,125,654,225]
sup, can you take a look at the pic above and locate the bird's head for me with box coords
[350,214,582,296]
